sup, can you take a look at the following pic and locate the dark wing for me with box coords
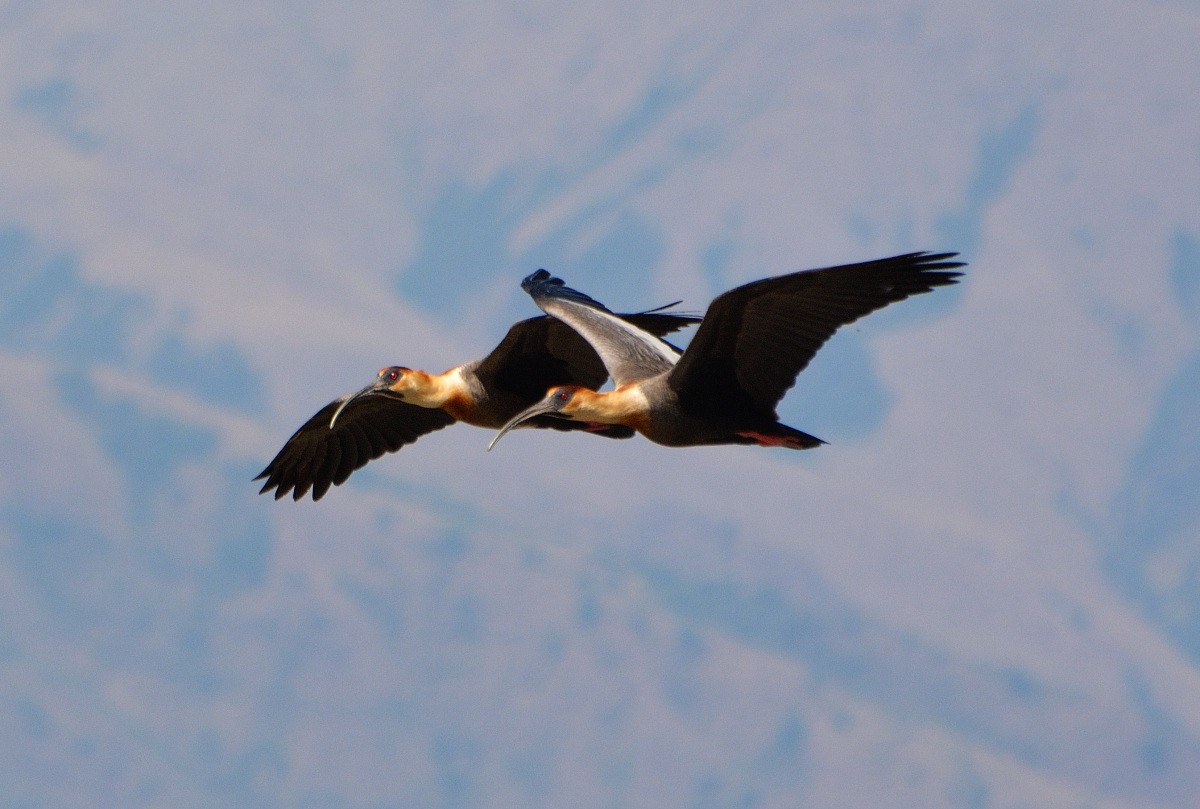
[473,304,698,401]
[668,251,964,415]
[255,394,456,501]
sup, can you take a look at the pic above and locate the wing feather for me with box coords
[474,303,697,399]
[669,252,964,414]
[256,394,456,501]
[516,271,685,386]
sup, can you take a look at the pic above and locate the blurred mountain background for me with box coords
[2,3,1199,807]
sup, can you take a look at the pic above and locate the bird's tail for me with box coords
[736,423,826,450]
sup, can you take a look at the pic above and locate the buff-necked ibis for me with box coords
[488,251,964,451]
[257,304,699,500]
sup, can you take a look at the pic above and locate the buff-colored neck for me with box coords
[567,385,651,427]
[393,367,469,409]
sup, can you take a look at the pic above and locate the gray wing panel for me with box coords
[522,271,680,386]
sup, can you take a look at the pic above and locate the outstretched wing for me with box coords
[474,298,697,399]
[513,271,685,387]
[668,251,964,415]
[256,393,456,501]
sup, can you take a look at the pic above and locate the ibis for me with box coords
[257,304,698,500]
[489,251,963,451]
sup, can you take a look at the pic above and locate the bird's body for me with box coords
[567,376,824,448]
[257,306,699,500]
[489,251,964,451]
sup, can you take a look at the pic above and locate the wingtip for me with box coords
[521,270,613,311]
[520,269,552,291]
[916,250,967,271]
[633,301,703,322]
[906,251,966,288]
[255,474,297,501]
[636,300,684,314]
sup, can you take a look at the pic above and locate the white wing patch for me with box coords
[537,296,679,386]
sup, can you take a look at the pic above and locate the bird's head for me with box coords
[328,366,415,428]
[487,386,582,451]
[373,365,417,397]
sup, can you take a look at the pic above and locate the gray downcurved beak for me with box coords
[329,381,388,428]
[486,399,563,452]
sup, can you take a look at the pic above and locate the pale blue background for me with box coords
[2,3,1199,807]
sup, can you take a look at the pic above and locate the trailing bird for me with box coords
[256,304,699,500]
[488,251,964,451]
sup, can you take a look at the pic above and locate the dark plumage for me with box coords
[257,306,698,500]
[490,251,964,450]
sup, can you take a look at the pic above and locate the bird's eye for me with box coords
[555,389,571,402]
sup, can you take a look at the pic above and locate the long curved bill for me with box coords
[486,399,562,452]
[329,381,387,428]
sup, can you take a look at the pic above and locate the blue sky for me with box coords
[2,3,1199,807]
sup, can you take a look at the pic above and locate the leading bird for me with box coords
[489,251,964,451]
[257,304,698,500]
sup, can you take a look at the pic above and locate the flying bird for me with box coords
[257,305,699,500]
[488,251,964,451]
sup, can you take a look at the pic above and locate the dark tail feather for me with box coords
[735,422,826,450]
[773,422,825,450]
